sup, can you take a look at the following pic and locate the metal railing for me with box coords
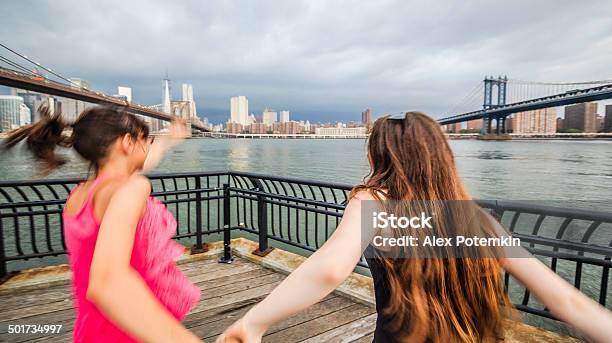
[1,171,611,324]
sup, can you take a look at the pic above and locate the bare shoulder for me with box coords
[107,175,151,204]
[351,188,386,202]
[120,174,152,194]
[93,175,151,220]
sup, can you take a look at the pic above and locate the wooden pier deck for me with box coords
[0,256,376,342]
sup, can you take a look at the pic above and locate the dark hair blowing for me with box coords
[3,104,149,174]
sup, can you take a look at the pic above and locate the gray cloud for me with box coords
[2,0,611,124]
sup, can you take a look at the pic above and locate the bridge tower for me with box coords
[482,76,508,134]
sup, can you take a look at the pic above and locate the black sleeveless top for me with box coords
[364,247,397,343]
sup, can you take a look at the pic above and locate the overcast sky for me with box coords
[2,0,612,124]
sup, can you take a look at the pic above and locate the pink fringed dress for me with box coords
[62,175,201,342]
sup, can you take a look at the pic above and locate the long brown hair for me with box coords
[351,112,513,342]
[3,104,149,174]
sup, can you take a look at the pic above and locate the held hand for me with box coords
[215,318,263,343]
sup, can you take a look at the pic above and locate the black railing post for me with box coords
[190,176,207,254]
[219,182,234,263]
[253,185,274,257]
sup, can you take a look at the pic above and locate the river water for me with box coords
[3,138,612,203]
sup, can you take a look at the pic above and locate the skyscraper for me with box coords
[564,102,598,132]
[162,78,171,114]
[16,91,55,122]
[280,110,290,123]
[181,83,196,118]
[262,108,278,125]
[0,95,29,131]
[604,105,612,132]
[361,108,372,125]
[230,96,249,125]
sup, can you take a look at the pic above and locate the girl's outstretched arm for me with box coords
[503,255,612,343]
[87,175,202,343]
[216,190,375,343]
[142,118,188,173]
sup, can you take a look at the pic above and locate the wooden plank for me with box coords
[300,313,377,343]
[0,285,73,312]
[200,273,284,301]
[180,257,251,276]
[187,262,262,285]
[195,268,277,291]
[189,281,282,314]
[262,304,374,342]
[189,295,344,340]
[266,296,354,335]
[350,332,375,343]
[0,298,74,322]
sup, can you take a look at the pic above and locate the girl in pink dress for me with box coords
[5,106,202,342]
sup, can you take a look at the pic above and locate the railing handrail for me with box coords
[2,170,612,222]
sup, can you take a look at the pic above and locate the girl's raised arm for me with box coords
[142,119,188,173]
[87,175,201,343]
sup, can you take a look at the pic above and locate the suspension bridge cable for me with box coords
[0,55,38,76]
[446,82,483,115]
[508,78,612,86]
[0,42,83,88]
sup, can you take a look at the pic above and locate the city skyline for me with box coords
[2,1,612,124]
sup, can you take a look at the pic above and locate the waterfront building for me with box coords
[556,117,564,131]
[315,127,367,136]
[445,122,462,133]
[227,122,243,134]
[58,98,90,122]
[361,108,372,125]
[0,95,29,131]
[16,91,57,122]
[272,121,302,134]
[249,122,268,134]
[230,96,249,125]
[262,108,277,125]
[146,104,165,132]
[19,103,31,127]
[505,117,513,132]
[564,102,598,132]
[280,110,290,123]
[512,108,556,133]
[595,115,603,132]
[604,105,612,132]
[466,118,483,130]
